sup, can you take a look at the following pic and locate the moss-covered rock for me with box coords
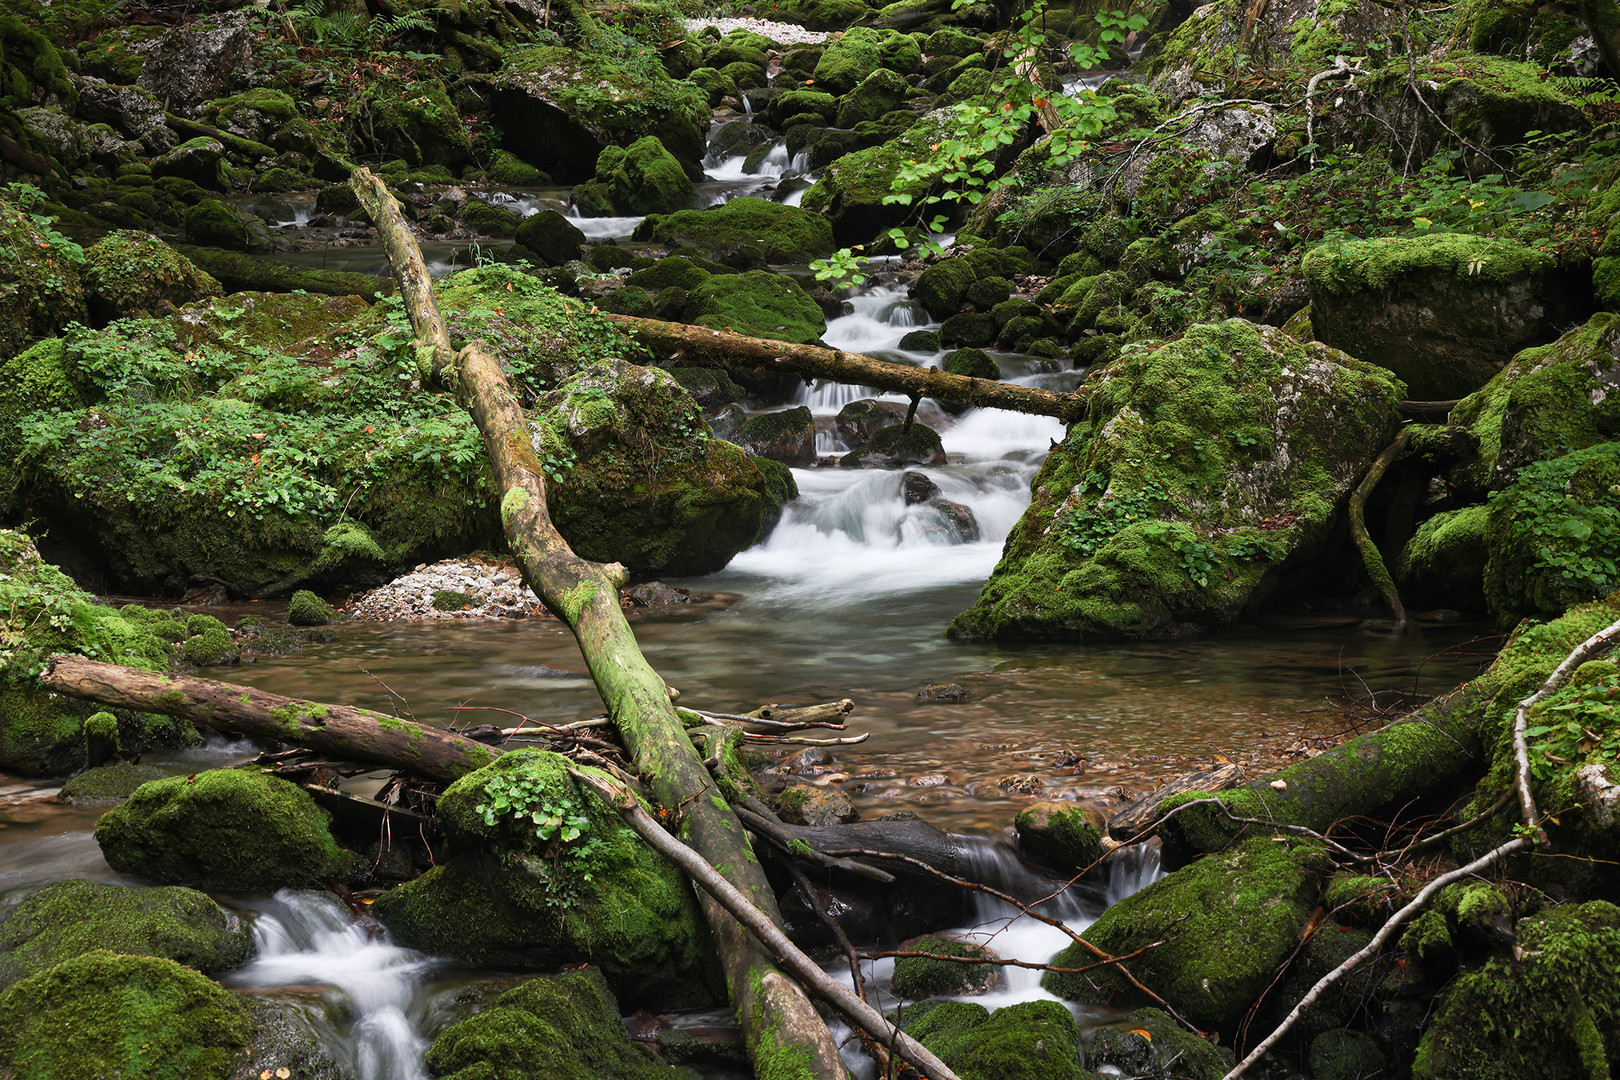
[941,346,1001,380]
[532,358,783,577]
[895,998,1087,1080]
[351,75,470,167]
[426,966,688,1080]
[1013,801,1102,870]
[891,935,998,998]
[1086,1007,1234,1080]
[836,67,911,127]
[0,879,252,988]
[513,209,586,266]
[1044,837,1332,1032]
[458,198,521,237]
[913,247,1004,319]
[60,761,171,803]
[950,320,1404,641]
[841,422,947,468]
[1303,234,1586,399]
[0,198,88,359]
[801,110,963,246]
[732,405,817,466]
[1396,504,1489,612]
[177,245,388,299]
[0,951,253,1080]
[572,136,696,216]
[491,44,707,181]
[82,230,222,323]
[1412,901,1620,1080]
[681,268,828,345]
[184,198,274,251]
[372,750,714,1009]
[286,589,336,626]
[633,196,835,264]
[95,768,360,891]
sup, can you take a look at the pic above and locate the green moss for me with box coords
[82,231,221,323]
[841,422,946,468]
[352,75,471,167]
[1044,837,1332,1032]
[94,768,359,891]
[891,935,996,998]
[799,111,954,245]
[433,589,474,611]
[941,347,1001,380]
[1413,902,1620,1080]
[0,198,88,359]
[633,196,835,264]
[1013,801,1102,869]
[286,589,336,626]
[1088,1007,1234,1080]
[913,248,1003,319]
[1397,504,1489,611]
[426,966,683,1080]
[683,269,827,345]
[181,627,237,666]
[897,998,1086,1080]
[625,255,716,292]
[0,878,253,988]
[1302,233,1553,295]
[59,761,170,803]
[177,245,388,300]
[0,951,253,1080]
[458,197,521,237]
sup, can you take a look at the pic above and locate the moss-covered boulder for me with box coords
[0,879,252,988]
[731,405,817,466]
[491,44,707,181]
[633,196,835,264]
[82,230,222,323]
[1013,801,1103,870]
[1303,234,1588,400]
[0,198,88,359]
[942,346,1001,380]
[184,198,275,251]
[60,761,171,803]
[891,935,998,998]
[0,951,253,1080]
[530,358,784,575]
[350,75,470,167]
[371,750,715,1009]
[1087,1007,1234,1080]
[894,998,1088,1080]
[681,269,828,345]
[1412,901,1620,1080]
[801,110,959,246]
[841,422,947,468]
[950,320,1404,641]
[426,966,688,1080]
[95,768,361,891]
[1449,313,1620,495]
[1396,504,1489,612]
[1044,837,1332,1032]
[913,247,1004,319]
[286,589,336,626]
[514,209,587,266]
[836,67,912,127]
[571,136,695,216]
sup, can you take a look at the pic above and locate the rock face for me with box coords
[532,359,788,576]
[1303,234,1590,399]
[0,951,254,1080]
[1044,837,1332,1032]
[950,320,1404,641]
[95,769,361,891]
[371,750,715,1009]
[491,45,707,181]
[0,879,253,988]
[135,11,261,114]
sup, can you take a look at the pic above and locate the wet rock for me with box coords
[233,999,349,1080]
[928,499,980,543]
[0,952,254,1079]
[58,762,169,804]
[95,768,363,892]
[891,934,1001,998]
[681,268,828,345]
[784,746,836,770]
[286,589,336,627]
[775,783,858,826]
[1013,802,1104,870]
[899,329,942,352]
[1304,233,1590,399]
[654,1024,748,1068]
[626,581,696,609]
[184,198,277,251]
[893,998,1086,1080]
[0,878,254,988]
[1088,1007,1235,1080]
[571,136,696,216]
[731,406,816,466]
[914,683,969,703]
[836,398,910,447]
[841,422,947,468]
[902,470,941,505]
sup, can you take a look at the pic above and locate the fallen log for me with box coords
[40,655,498,783]
[602,313,1085,421]
[350,168,846,1080]
[1108,761,1247,841]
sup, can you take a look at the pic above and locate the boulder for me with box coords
[94,768,362,891]
[286,589,336,626]
[802,110,963,246]
[570,136,695,216]
[775,783,858,826]
[153,136,230,189]
[913,247,1005,319]
[236,1000,348,1080]
[1013,802,1104,870]
[371,750,715,1009]
[895,998,1087,1080]
[1087,1007,1235,1080]
[949,320,1404,641]
[1043,837,1332,1032]
[202,88,298,144]
[530,358,788,576]
[0,879,253,988]
[0,198,88,359]
[426,967,688,1080]
[351,75,470,167]
[841,422,948,468]
[82,230,222,322]
[941,346,1001,380]
[836,68,912,128]
[731,406,817,466]
[184,198,277,251]
[1303,234,1590,400]
[633,196,836,264]
[1396,505,1488,612]
[135,10,261,115]
[836,399,911,446]
[891,935,999,998]
[681,269,828,345]
[491,45,707,181]
[514,210,587,266]
[59,762,171,803]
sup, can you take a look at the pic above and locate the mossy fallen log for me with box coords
[176,245,391,301]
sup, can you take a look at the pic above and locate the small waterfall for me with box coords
[565,209,646,240]
[227,891,435,1080]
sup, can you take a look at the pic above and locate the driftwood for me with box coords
[1108,761,1247,841]
[349,168,846,1080]
[40,655,498,783]
[602,313,1084,420]
[1348,429,1411,628]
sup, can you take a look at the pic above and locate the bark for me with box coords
[1108,761,1247,841]
[602,313,1084,421]
[40,655,498,783]
[350,168,846,1080]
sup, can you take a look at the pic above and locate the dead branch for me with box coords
[1348,429,1412,629]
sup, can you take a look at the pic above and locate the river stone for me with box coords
[1302,233,1590,399]
[891,935,1000,998]
[775,783,858,826]
[915,682,970,702]
[1013,802,1104,871]
[59,762,171,803]
[1087,1007,1234,1080]
[837,399,910,448]
[1043,836,1332,1032]
[94,768,363,892]
[233,999,348,1080]
[949,320,1404,642]
[893,998,1088,1080]
[514,210,586,266]
[0,879,253,988]
[928,499,980,543]
[841,422,947,469]
[135,10,262,115]
[901,470,941,505]
[731,406,816,466]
